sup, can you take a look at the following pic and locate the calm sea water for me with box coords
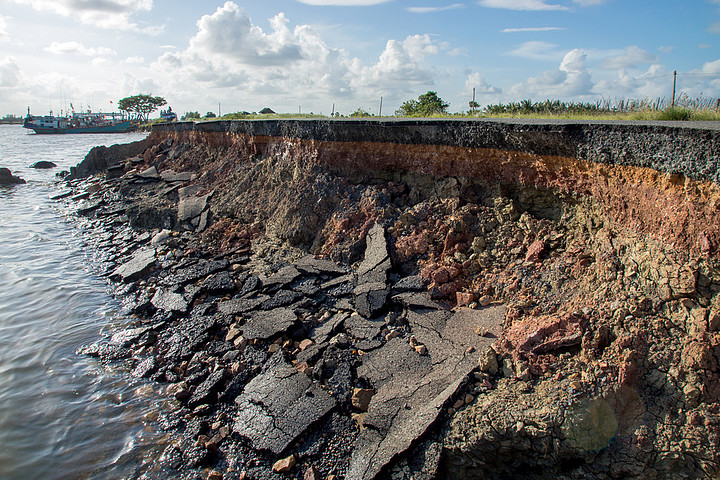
[0,125,165,479]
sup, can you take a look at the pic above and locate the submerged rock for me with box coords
[29,161,57,169]
[0,167,25,185]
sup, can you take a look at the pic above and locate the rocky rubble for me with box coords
[63,122,720,480]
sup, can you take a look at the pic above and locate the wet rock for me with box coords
[29,161,57,169]
[131,356,157,378]
[110,326,151,347]
[188,369,227,408]
[0,167,25,185]
[151,288,191,314]
[77,342,130,361]
[164,315,216,361]
[242,308,297,340]
[233,352,336,454]
[183,444,210,468]
[167,259,229,286]
[110,248,156,283]
[77,200,104,216]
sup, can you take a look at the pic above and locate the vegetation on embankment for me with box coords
[174,92,720,122]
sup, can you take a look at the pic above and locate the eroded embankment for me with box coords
[70,119,720,479]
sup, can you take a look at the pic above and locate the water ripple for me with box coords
[0,125,162,480]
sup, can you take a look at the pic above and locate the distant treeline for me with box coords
[0,115,23,124]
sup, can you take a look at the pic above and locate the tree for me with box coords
[395,91,449,117]
[468,100,480,115]
[350,108,371,117]
[204,112,216,118]
[118,94,167,121]
[183,111,201,120]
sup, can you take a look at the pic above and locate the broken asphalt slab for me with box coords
[233,352,336,454]
[110,247,156,283]
[347,305,505,480]
[356,223,390,285]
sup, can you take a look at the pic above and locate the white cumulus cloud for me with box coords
[464,72,501,95]
[407,4,464,13]
[502,27,565,33]
[12,0,160,33]
[508,48,593,98]
[297,0,393,5]
[0,56,20,88]
[152,3,443,112]
[509,41,562,60]
[601,46,658,70]
[478,0,567,11]
[0,16,9,42]
[702,58,720,74]
[44,41,117,57]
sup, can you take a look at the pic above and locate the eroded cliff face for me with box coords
[75,119,720,479]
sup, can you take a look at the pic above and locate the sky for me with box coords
[0,0,719,117]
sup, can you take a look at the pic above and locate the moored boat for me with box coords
[23,108,138,134]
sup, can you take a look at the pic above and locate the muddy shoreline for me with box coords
[64,120,720,479]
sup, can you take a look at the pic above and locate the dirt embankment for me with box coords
[71,119,720,479]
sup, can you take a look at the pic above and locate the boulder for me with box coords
[29,161,56,169]
[0,168,25,185]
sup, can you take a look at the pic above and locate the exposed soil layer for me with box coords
[68,119,720,480]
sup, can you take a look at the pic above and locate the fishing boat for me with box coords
[23,108,138,134]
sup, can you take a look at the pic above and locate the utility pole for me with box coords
[472,87,476,115]
[331,103,335,117]
[672,70,677,108]
[379,97,383,117]
[218,102,221,117]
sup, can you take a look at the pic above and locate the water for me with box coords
[0,125,165,479]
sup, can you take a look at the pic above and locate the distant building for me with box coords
[259,108,276,115]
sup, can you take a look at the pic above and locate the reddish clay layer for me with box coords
[156,130,720,258]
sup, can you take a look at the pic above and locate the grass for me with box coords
[475,96,720,121]
[164,95,719,123]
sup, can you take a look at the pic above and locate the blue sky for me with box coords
[0,0,719,116]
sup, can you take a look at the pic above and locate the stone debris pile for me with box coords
[68,160,502,479]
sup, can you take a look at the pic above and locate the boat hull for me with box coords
[28,121,138,134]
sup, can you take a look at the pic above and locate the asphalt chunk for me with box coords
[233,352,336,454]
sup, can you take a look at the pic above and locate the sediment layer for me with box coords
[67,119,720,480]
